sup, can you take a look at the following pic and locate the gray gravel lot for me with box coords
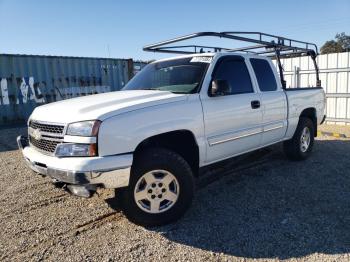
[0,125,349,261]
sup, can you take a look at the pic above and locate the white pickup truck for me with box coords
[18,32,326,226]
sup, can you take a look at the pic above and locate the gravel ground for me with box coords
[0,125,349,261]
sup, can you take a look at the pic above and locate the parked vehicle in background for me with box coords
[18,32,326,226]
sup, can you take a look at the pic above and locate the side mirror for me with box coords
[210,79,230,96]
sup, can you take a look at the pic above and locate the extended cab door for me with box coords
[200,55,263,164]
[248,58,287,145]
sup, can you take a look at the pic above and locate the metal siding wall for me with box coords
[280,52,350,125]
[0,54,131,124]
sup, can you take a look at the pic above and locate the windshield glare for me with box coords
[123,57,210,94]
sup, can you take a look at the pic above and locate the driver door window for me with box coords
[211,59,254,96]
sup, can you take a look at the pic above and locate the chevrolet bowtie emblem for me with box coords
[32,129,42,140]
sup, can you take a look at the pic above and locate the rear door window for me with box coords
[250,59,278,91]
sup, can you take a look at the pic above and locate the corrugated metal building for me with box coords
[277,51,350,125]
[0,54,134,124]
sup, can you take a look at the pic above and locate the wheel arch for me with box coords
[133,130,200,176]
[299,107,317,136]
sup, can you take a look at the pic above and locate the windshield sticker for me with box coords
[190,56,213,63]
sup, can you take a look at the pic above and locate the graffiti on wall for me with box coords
[0,77,45,105]
[0,76,112,106]
[18,77,45,104]
[0,78,9,105]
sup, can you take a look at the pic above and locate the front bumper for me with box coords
[17,136,132,189]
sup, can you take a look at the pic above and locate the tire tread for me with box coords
[283,117,315,161]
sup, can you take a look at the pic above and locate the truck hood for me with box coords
[30,90,187,124]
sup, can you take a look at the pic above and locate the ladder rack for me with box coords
[143,32,321,88]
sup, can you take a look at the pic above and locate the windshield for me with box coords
[123,57,210,94]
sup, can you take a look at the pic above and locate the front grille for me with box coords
[28,121,65,154]
[29,121,65,135]
[29,136,61,154]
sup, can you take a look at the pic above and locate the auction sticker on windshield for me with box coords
[190,56,213,63]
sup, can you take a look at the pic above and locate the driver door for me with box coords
[200,56,263,164]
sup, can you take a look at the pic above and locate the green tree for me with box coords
[336,32,350,51]
[321,32,350,54]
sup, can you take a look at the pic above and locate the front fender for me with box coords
[97,95,206,163]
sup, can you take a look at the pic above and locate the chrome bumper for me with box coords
[17,135,131,189]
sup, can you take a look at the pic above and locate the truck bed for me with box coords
[285,87,325,125]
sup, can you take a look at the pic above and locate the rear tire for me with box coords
[120,148,194,227]
[283,117,315,161]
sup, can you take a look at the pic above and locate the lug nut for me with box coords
[148,189,152,193]
[151,195,156,199]
[158,183,163,187]
[151,183,156,188]
[158,194,162,198]
[161,188,166,193]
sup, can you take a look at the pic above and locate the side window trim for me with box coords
[208,55,255,97]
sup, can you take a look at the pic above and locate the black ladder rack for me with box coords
[143,32,321,88]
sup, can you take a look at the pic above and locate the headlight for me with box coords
[67,120,101,137]
[62,120,101,157]
[55,143,97,157]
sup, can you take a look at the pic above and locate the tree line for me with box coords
[320,32,350,54]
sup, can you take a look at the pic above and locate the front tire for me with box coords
[283,117,315,161]
[120,148,194,226]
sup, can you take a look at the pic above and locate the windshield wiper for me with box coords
[169,91,187,94]
[140,88,160,91]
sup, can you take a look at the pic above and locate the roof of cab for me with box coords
[151,51,270,64]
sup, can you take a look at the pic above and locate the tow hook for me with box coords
[66,184,97,198]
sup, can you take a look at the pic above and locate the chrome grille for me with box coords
[29,136,61,154]
[29,121,65,135]
[28,121,65,155]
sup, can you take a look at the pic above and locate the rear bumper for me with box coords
[17,136,132,188]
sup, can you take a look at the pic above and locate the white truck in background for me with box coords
[18,32,326,226]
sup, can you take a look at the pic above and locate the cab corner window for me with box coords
[250,59,278,92]
[211,58,253,96]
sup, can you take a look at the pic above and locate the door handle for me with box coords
[251,100,260,109]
